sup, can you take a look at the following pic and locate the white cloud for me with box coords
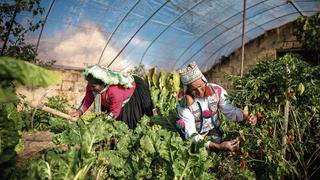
[37,22,131,71]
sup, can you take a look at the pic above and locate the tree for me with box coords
[0,0,45,63]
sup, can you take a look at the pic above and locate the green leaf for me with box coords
[140,135,155,154]
[0,56,60,103]
[298,83,305,95]
[159,70,168,89]
[172,70,181,93]
[0,56,60,87]
[0,87,17,103]
[257,139,262,146]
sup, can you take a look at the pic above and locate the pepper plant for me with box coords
[223,54,320,179]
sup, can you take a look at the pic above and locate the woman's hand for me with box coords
[70,111,80,117]
[69,111,80,122]
[70,111,81,120]
[220,140,240,152]
[247,115,257,125]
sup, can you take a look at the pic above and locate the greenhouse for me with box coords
[0,0,320,179]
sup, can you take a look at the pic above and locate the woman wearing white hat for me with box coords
[176,62,257,153]
[70,65,155,129]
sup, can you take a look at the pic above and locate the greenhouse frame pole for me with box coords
[98,0,141,65]
[176,0,276,68]
[199,11,313,70]
[1,4,18,55]
[240,0,247,77]
[107,0,170,68]
[178,1,286,69]
[287,0,304,16]
[36,0,56,53]
[139,0,205,64]
[174,0,274,69]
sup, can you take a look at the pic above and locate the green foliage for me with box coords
[3,54,320,179]
[5,43,57,67]
[0,1,56,66]
[0,57,61,179]
[0,0,44,55]
[0,56,60,103]
[0,56,60,87]
[225,54,320,178]
[26,113,221,179]
[0,103,24,179]
[147,67,181,116]
[129,64,147,77]
[20,95,72,131]
[294,12,320,51]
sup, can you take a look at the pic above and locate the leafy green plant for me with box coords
[0,56,60,103]
[224,54,320,178]
[5,54,320,179]
[147,67,181,116]
[0,103,24,179]
[0,56,60,179]
[293,12,320,65]
[27,115,217,179]
[294,12,320,51]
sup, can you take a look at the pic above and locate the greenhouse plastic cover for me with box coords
[22,0,320,71]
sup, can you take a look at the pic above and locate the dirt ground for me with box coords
[17,131,66,169]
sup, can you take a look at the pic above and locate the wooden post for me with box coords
[282,100,289,158]
[240,0,247,77]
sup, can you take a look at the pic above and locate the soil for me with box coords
[16,131,67,169]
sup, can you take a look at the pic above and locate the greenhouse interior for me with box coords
[1,0,320,179]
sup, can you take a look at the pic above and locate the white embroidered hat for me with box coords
[84,65,134,88]
[178,62,207,92]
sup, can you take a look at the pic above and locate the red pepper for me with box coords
[257,112,261,118]
[241,160,247,169]
[178,91,184,100]
[288,135,292,144]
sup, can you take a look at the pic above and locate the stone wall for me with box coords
[204,22,301,90]
[17,69,87,110]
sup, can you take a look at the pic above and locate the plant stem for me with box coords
[281,100,289,158]
[273,123,277,139]
[179,158,190,180]
[307,148,320,167]
[249,159,265,163]
[95,168,101,180]
[290,105,301,142]
[290,143,308,179]
[309,165,320,179]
